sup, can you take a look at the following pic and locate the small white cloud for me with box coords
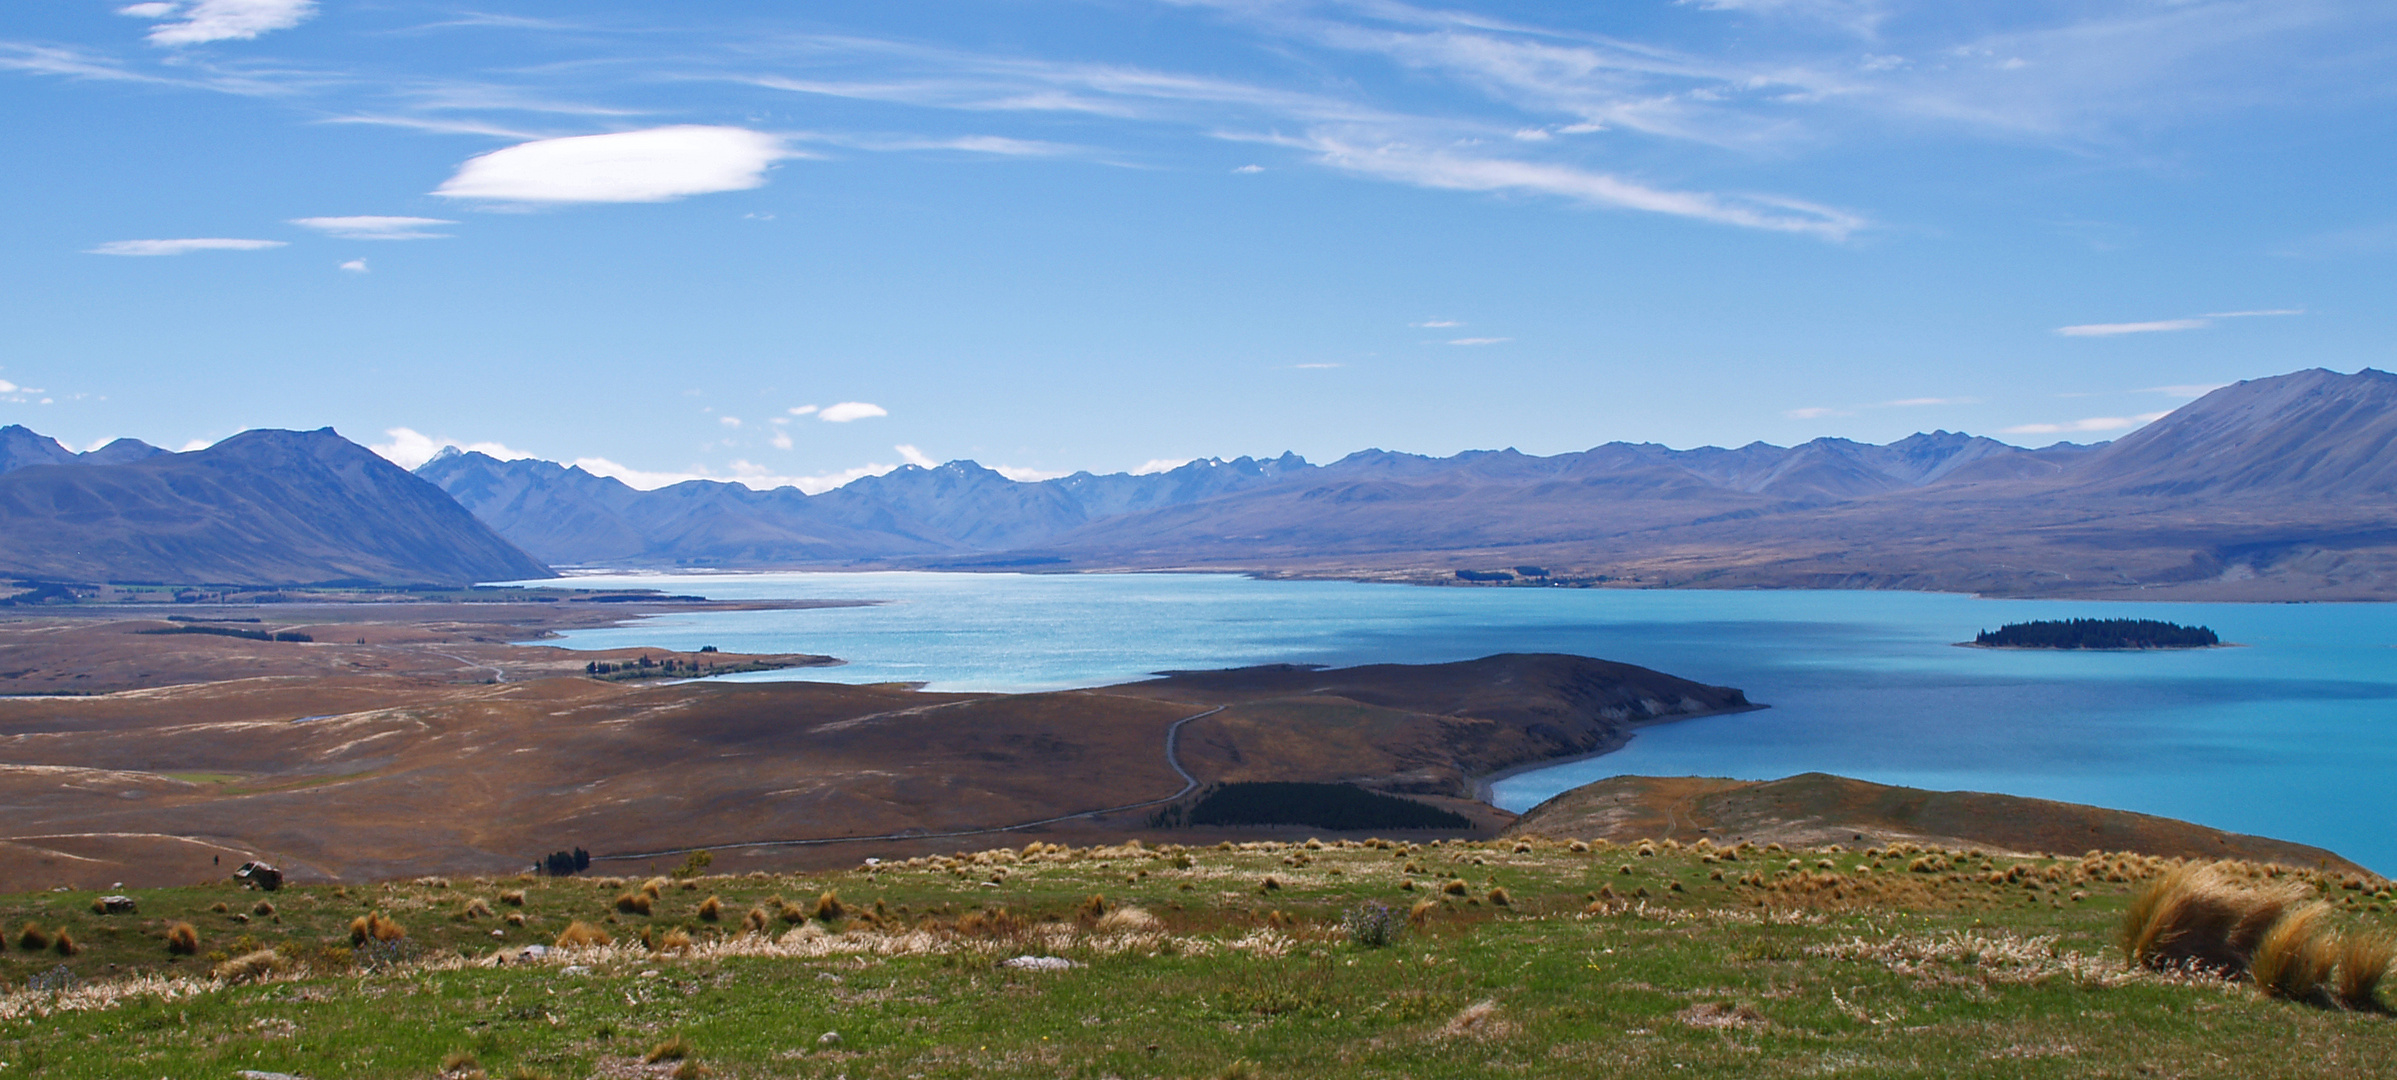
[140,0,316,46]
[1232,164,1264,173]
[770,430,793,450]
[338,258,368,273]
[1131,457,1193,475]
[895,444,937,467]
[719,416,742,428]
[2055,319,2210,337]
[178,437,213,452]
[994,464,1067,482]
[0,379,16,393]
[1511,128,1552,141]
[434,126,787,205]
[819,401,887,423]
[1448,337,1512,346]
[88,238,285,256]
[1784,406,1848,419]
[1411,320,1461,328]
[2000,412,2171,435]
[370,427,538,469]
[1292,362,1341,369]
[787,404,818,416]
[2144,383,2228,398]
[291,215,456,240]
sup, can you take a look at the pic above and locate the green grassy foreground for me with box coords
[3,838,2394,1078]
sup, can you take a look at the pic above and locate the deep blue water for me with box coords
[504,571,2397,873]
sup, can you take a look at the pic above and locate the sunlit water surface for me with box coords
[500,571,2397,873]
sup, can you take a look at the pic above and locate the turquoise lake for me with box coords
[506,571,2397,874]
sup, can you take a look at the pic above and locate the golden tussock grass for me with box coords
[812,891,845,922]
[641,877,669,899]
[1408,899,1439,927]
[439,1049,483,1079]
[504,912,526,927]
[1095,906,1161,933]
[743,906,771,935]
[498,889,526,907]
[1487,886,1512,907]
[51,928,77,956]
[2334,931,2395,1010]
[697,895,722,921]
[553,921,612,949]
[655,928,693,954]
[2252,902,2340,1002]
[15,922,50,952]
[212,948,289,985]
[643,1035,692,1063]
[251,900,275,917]
[459,898,492,920]
[1075,894,1108,923]
[164,921,199,956]
[2120,863,2303,976]
[1441,879,1468,897]
[614,891,653,916]
[349,912,406,945]
[954,906,1023,937]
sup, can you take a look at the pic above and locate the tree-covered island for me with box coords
[1970,618,2221,649]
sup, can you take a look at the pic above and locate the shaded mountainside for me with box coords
[1506,773,2366,874]
[406,367,2397,599]
[0,428,551,586]
[0,425,164,473]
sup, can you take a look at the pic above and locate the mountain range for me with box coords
[4,367,2392,598]
[0,427,548,587]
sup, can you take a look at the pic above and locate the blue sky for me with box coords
[3,1,2392,489]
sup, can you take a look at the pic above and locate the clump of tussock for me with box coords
[504,912,527,927]
[654,928,693,954]
[2120,863,2304,976]
[743,906,771,935]
[954,906,1022,938]
[165,921,200,956]
[812,891,846,922]
[697,895,722,921]
[439,1049,484,1079]
[349,912,406,945]
[641,876,669,899]
[1487,886,1512,908]
[554,921,612,949]
[643,1035,692,1063]
[15,922,51,952]
[2334,930,2395,1010]
[2253,903,2341,1002]
[774,897,805,924]
[498,889,526,907]
[251,899,275,917]
[51,929,77,956]
[1441,879,1468,897]
[1435,999,1515,1041]
[213,948,289,985]
[1075,894,1109,924]
[459,898,492,920]
[1096,906,1161,934]
[615,891,653,916]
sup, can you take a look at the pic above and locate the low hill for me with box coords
[1505,772,2366,873]
[0,428,551,586]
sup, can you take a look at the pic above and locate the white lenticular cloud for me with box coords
[291,216,456,240]
[88,238,285,256]
[434,126,788,204]
[818,401,888,423]
[338,259,368,273]
[1131,457,1193,475]
[140,0,317,46]
[2000,412,2170,435]
[2055,319,2210,337]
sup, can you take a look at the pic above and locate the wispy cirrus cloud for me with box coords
[87,237,285,256]
[290,215,456,240]
[2057,308,2302,336]
[132,0,318,47]
[1447,336,1512,345]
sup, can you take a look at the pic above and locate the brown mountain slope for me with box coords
[1506,773,2365,873]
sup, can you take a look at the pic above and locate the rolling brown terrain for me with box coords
[0,647,1751,890]
[1505,773,2367,874]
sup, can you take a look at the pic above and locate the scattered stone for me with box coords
[1000,955,1080,971]
[818,1030,842,1046]
[233,862,284,892]
[515,944,550,963]
[92,895,137,915]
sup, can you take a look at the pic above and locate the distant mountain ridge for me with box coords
[0,425,166,473]
[0,428,550,586]
[417,430,2089,567]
